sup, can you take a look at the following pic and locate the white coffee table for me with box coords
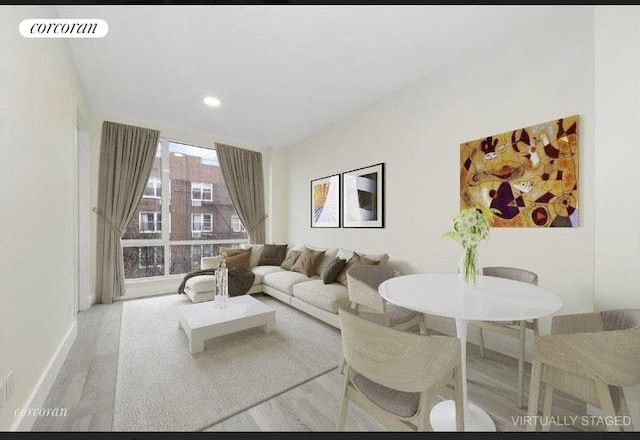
[178,295,276,354]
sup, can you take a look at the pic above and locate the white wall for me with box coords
[0,5,92,430]
[287,6,595,323]
[594,4,640,421]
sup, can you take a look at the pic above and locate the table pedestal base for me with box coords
[430,400,496,431]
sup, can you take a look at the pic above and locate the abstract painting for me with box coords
[342,163,384,228]
[311,174,340,228]
[460,115,579,227]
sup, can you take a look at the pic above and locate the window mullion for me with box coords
[161,138,170,276]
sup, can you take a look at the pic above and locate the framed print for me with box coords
[311,174,340,228]
[342,163,384,228]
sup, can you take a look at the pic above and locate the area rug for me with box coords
[112,294,342,431]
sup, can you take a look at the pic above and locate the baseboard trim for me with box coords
[11,321,78,431]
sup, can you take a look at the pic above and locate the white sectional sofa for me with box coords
[183,244,390,329]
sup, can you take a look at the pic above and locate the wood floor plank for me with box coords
[33,297,607,432]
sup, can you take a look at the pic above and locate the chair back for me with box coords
[601,308,640,331]
[346,265,394,313]
[338,308,460,393]
[599,309,640,386]
[483,266,538,285]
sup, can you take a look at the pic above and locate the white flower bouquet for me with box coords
[443,208,493,287]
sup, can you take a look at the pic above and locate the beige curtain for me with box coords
[95,121,160,303]
[215,143,267,244]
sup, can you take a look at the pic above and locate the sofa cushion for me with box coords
[321,258,347,285]
[200,256,221,270]
[251,265,284,285]
[280,250,301,271]
[263,270,320,295]
[306,246,338,276]
[337,248,390,265]
[291,247,326,277]
[258,244,288,266]
[184,288,214,304]
[336,252,380,286]
[292,280,350,314]
[220,247,252,269]
[241,244,264,268]
[185,275,216,293]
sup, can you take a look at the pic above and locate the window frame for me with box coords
[139,211,162,233]
[191,182,213,202]
[231,214,246,233]
[143,177,162,198]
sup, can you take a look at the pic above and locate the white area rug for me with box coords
[113,294,342,431]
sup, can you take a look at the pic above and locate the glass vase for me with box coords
[215,266,229,309]
[458,245,482,288]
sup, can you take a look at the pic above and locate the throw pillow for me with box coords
[280,250,301,270]
[336,252,380,286]
[219,247,251,269]
[257,244,288,266]
[291,247,326,277]
[321,257,347,285]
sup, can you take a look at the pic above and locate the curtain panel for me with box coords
[95,121,160,303]
[215,143,267,244]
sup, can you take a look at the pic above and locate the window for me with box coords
[191,182,213,202]
[190,244,214,269]
[231,214,246,233]
[143,177,161,198]
[138,246,164,269]
[192,213,212,235]
[121,139,248,280]
[139,212,161,233]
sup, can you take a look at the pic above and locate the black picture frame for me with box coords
[310,174,341,228]
[341,163,384,228]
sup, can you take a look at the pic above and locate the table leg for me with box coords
[189,334,204,354]
[430,318,496,431]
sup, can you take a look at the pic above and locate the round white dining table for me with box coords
[379,272,563,432]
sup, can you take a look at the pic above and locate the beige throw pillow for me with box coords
[219,247,251,269]
[291,247,326,277]
[280,250,301,271]
[336,252,380,286]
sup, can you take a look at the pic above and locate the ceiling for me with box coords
[57,5,554,149]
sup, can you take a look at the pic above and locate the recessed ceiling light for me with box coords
[203,96,221,107]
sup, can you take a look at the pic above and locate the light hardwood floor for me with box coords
[33,294,605,432]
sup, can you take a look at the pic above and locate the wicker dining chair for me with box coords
[473,266,539,408]
[336,308,464,431]
[527,308,640,432]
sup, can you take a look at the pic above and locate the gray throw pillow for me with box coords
[321,258,347,285]
[258,244,288,266]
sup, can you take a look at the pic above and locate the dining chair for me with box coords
[346,265,426,333]
[337,265,427,374]
[473,266,538,408]
[336,308,464,431]
[527,308,640,432]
